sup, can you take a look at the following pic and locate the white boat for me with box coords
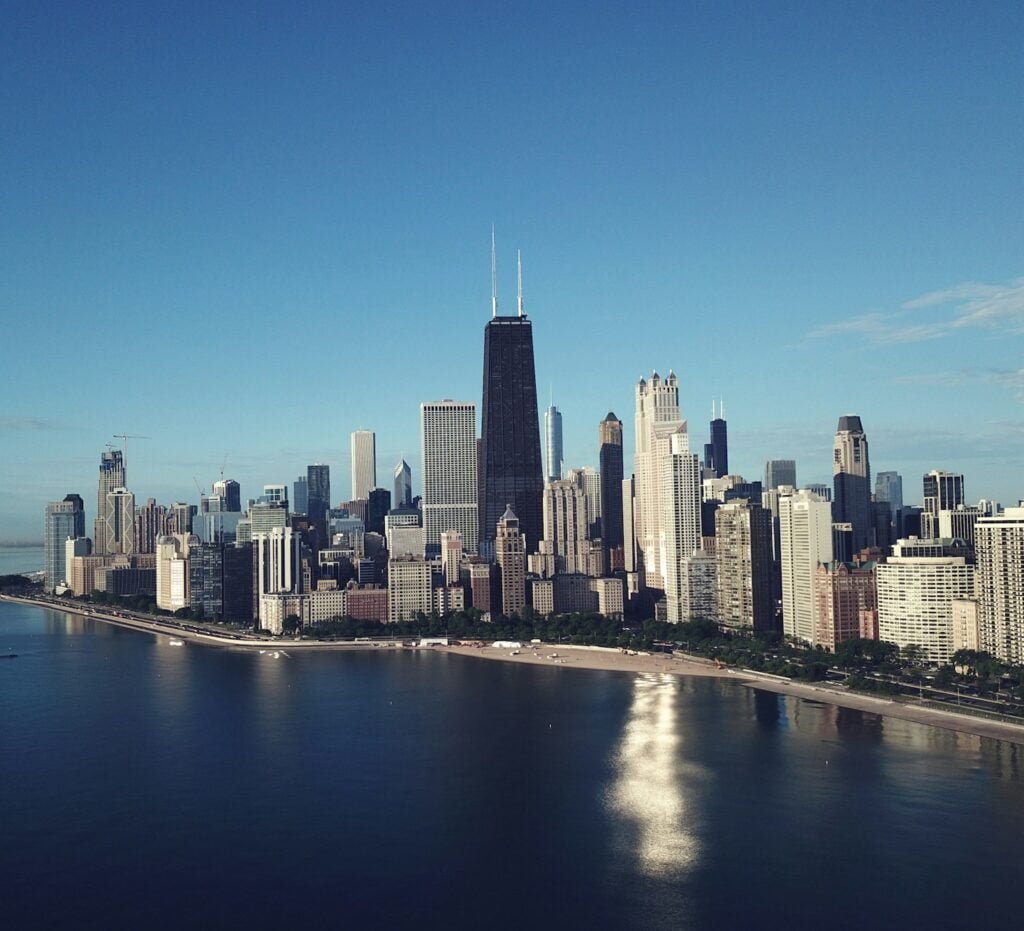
[169,639,184,647]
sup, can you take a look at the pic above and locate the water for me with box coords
[2,600,1023,929]
[0,544,44,576]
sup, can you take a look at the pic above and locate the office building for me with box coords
[541,479,593,576]
[43,495,86,591]
[975,508,1024,663]
[764,460,797,491]
[103,488,136,556]
[94,449,125,555]
[385,508,422,558]
[598,413,624,571]
[877,538,975,665]
[495,505,526,617]
[351,430,377,501]
[634,371,684,590]
[292,476,308,516]
[544,404,563,484]
[211,479,241,513]
[394,459,413,508]
[833,415,873,552]
[421,401,478,556]
[704,400,728,478]
[479,246,544,554]
[874,471,903,515]
[804,483,832,502]
[307,463,331,533]
[937,506,982,547]
[715,499,774,631]
[923,470,965,516]
[779,489,834,644]
[366,488,391,536]
[253,526,302,632]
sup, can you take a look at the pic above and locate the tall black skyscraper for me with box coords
[599,412,624,570]
[307,464,330,532]
[704,400,728,477]
[480,242,544,553]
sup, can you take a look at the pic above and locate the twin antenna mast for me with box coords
[491,227,525,319]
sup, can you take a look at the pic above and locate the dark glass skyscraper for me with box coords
[707,416,728,477]
[307,464,331,533]
[599,412,624,570]
[833,414,873,552]
[480,317,544,553]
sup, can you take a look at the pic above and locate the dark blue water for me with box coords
[2,601,1023,929]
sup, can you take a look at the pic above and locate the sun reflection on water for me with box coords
[606,673,703,876]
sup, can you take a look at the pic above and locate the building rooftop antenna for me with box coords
[517,249,524,317]
[491,226,498,318]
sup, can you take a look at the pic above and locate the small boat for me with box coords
[168,639,184,647]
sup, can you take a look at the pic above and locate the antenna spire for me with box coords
[517,249,524,317]
[721,397,725,419]
[491,226,498,318]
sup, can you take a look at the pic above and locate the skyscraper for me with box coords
[366,488,391,536]
[779,489,834,644]
[541,479,592,576]
[975,508,1024,664]
[422,401,478,556]
[633,371,683,590]
[764,459,797,491]
[94,449,125,555]
[832,415,873,553]
[715,499,774,631]
[599,413,624,571]
[393,459,413,508]
[479,244,544,554]
[307,463,331,533]
[704,400,728,478]
[544,404,563,485]
[292,476,308,516]
[495,505,526,618]
[874,471,903,514]
[661,430,703,622]
[566,467,602,540]
[923,470,964,516]
[104,488,136,555]
[212,479,241,513]
[43,494,85,592]
[351,430,376,501]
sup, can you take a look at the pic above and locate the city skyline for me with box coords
[2,4,1023,541]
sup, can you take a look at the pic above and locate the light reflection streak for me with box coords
[607,673,702,876]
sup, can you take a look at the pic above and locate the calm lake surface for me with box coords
[2,600,1023,929]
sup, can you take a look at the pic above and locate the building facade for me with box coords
[351,430,377,501]
[421,401,478,556]
[544,404,563,485]
[975,508,1024,663]
[779,489,834,644]
[43,495,85,591]
[832,415,872,552]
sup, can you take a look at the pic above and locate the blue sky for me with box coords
[2,1,1022,542]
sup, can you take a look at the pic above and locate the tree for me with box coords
[283,614,301,635]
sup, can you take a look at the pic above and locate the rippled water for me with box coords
[2,601,1023,929]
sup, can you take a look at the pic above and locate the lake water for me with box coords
[2,600,1023,929]
[0,544,44,576]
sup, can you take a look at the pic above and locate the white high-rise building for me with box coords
[421,401,478,556]
[975,508,1024,663]
[253,527,302,631]
[156,534,192,612]
[779,489,834,644]
[387,555,434,622]
[661,429,703,621]
[351,430,377,501]
[633,371,683,590]
[542,479,592,576]
[877,539,975,665]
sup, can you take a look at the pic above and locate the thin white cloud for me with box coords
[0,416,58,431]
[808,276,1024,344]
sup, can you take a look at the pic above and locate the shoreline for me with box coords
[5,593,1024,745]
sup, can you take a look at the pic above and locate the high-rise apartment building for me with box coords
[387,556,434,622]
[544,404,563,485]
[814,561,878,651]
[599,413,624,570]
[779,489,834,644]
[94,449,125,555]
[480,244,544,554]
[495,505,526,617]
[832,415,872,552]
[393,459,413,508]
[441,530,464,586]
[134,498,167,554]
[634,371,684,590]
[877,539,975,665]
[351,430,377,501]
[661,430,703,622]
[566,467,602,540]
[764,459,797,491]
[715,499,774,631]
[156,535,191,612]
[253,526,302,626]
[421,401,478,557]
[975,508,1024,664]
[541,479,592,576]
[43,494,85,591]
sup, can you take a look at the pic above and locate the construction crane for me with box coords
[111,433,151,475]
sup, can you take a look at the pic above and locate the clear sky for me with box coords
[2,1,1022,542]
